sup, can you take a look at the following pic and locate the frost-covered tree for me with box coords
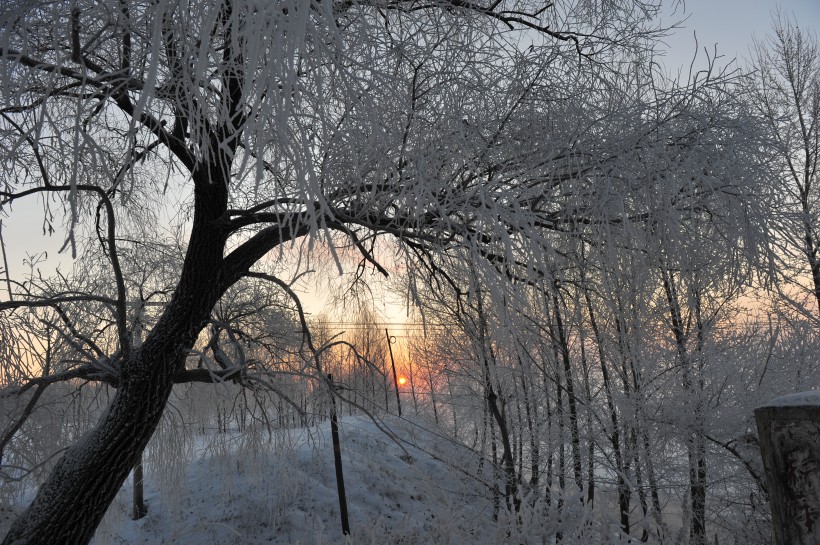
[398,52,777,542]
[0,0,774,543]
[748,13,820,316]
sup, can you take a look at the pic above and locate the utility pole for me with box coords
[328,374,350,536]
[385,329,402,417]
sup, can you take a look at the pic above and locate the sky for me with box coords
[657,0,820,71]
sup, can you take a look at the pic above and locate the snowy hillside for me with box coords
[85,416,484,544]
[21,415,623,545]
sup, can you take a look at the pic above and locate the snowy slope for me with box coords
[90,416,508,545]
[2,415,631,544]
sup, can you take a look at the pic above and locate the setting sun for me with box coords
[398,377,407,386]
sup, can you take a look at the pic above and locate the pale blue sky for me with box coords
[659,0,820,71]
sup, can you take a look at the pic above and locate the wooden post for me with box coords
[328,374,350,536]
[754,391,820,545]
[385,329,402,417]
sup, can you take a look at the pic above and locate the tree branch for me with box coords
[0,184,130,354]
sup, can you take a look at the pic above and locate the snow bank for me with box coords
[757,390,820,408]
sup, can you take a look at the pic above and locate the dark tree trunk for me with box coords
[490,412,500,519]
[641,428,664,535]
[520,373,539,491]
[550,286,583,491]
[583,287,631,533]
[513,382,524,486]
[3,346,182,543]
[662,269,708,545]
[446,373,458,441]
[2,304,225,543]
[631,428,649,542]
[577,317,595,506]
[472,282,519,511]
[478,399,488,477]
[689,435,707,545]
[545,301,566,494]
[544,393,554,503]
[2,142,234,544]
[487,388,520,512]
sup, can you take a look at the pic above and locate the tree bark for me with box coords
[3,346,181,543]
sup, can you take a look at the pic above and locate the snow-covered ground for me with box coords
[2,415,634,544]
[94,415,505,544]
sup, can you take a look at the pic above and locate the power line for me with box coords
[311,322,449,334]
